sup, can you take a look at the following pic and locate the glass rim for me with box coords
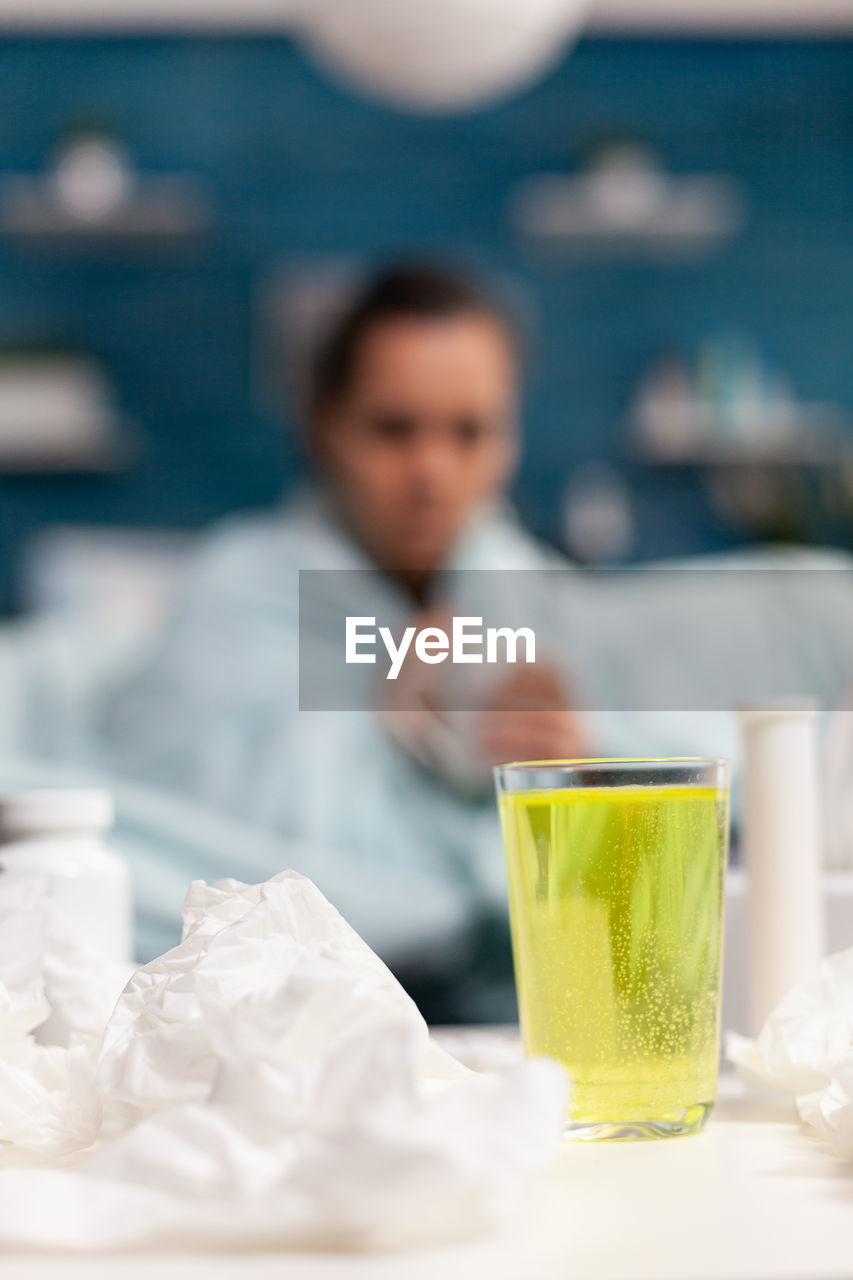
[495,756,729,771]
[494,756,730,792]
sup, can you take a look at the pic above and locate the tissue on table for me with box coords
[0,875,130,1159]
[727,947,853,1159]
[0,870,566,1250]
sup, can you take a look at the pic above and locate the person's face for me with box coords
[315,312,519,583]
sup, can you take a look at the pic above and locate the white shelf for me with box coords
[511,170,744,254]
[634,441,850,468]
[0,177,210,243]
[0,421,138,473]
[630,407,852,468]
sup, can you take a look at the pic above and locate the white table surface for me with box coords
[3,1075,852,1280]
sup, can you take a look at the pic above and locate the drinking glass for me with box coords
[496,758,730,1140]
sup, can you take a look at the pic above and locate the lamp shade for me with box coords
[300,0,587,113]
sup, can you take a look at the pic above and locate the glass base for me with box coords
[563,1101,713,1141]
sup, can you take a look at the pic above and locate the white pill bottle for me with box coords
[0,789,133,962]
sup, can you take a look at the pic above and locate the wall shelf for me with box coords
[0,419,140,473]
[629,409,853,469]
[0,175,210,245]
[510,154,744,256]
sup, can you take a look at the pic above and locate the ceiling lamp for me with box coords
[299,0,588,114]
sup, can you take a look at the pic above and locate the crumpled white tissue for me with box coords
[727,947,853,1160]
[0,876,130,1159]
[0,870,566,1251]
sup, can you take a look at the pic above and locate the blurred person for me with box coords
[3,262,853,1023]
[10,264,589,1020]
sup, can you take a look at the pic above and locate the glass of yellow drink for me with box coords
[496,758,730,1140]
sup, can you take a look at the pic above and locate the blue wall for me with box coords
[1,35,853,609]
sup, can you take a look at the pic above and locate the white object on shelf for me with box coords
[53,135,134,223]
[561,461,634,562]
[511,148,744,252]
[739,704,826,1034]
[628,334,851,465]
[0,788,132,963]
[0,354,134,470]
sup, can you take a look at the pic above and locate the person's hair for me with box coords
[308,261,520,414]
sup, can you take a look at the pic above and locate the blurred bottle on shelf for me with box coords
[562,461,634,563]
[632,332,814,463]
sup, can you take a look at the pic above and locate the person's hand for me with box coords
[477,661,590,765]
[377,614,590,783]
[376,605,452,763]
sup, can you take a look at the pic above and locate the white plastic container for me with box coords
[0,789,132,962]
[739,703,825,1034]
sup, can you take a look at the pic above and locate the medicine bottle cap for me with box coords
[0,789,114,841]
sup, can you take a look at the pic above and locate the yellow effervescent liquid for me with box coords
[500,784,728,1137]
